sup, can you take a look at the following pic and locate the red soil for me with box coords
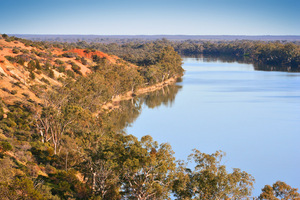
[68,49,118,63]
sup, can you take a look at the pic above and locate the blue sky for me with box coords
[0,0,299,35]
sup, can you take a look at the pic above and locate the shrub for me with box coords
[56,77,64,83]
[0,141,13,152]
[40,77,50,85]
[1,87,10,93]
[16,54,32,63]
[43,62,52,71]
[49,70,55,78]
[54,59,64,65]
[22,93,29,98]
[4,56,15,63]
[83,49,91,53]
[15,130,32,141]
[10,90,17,95]
[35,60,41,70]
[81,57,87,65]
[92,55,101,63]
[20,49,29,54]
[66,70,75,78]
[12,48,20,54]
[2,34,8,39]
[57,65,66,73]
[62,52,76,58]
[16,57,26,66]
[36,52,47,58]
[29,72,35,80]
[27,60,36,72]
[12,81,22,88]
[71,64,81,74]
[0,101,4,120]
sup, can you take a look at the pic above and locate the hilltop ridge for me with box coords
[0,35,138,105]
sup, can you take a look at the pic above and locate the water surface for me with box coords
[126,57,300,196]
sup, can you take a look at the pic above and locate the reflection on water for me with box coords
[182,54,300,72]
[111,83,182,131]
[141,84,182,109]
[254,62,300,72]
[125,57,300,196]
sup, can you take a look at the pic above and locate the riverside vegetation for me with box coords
[37,37,300,72]
[0,34,299,199]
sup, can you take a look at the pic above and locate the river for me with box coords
[125,57,300,196]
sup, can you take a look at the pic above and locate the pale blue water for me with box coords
[126,57,300,196]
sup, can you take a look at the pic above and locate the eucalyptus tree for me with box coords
[258,181,300,200]
[173,149,255,200]
[121,135,176,200]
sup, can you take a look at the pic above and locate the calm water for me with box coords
[126,57,300,196]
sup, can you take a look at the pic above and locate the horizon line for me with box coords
[7,34,300,37]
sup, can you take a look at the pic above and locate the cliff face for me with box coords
[0,36,136,105]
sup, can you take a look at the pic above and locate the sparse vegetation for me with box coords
[29,71,35,80]
[10,90,17,95]
[12,47,20,54]
[40,77,50,84]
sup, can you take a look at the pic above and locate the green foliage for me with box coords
[172,40,300,71]
[66,69,75,78]
[259,181,300,200]
[16,56,26,65]
[73,39,300,71]
[0,141,13,152]
[70,62,82,75]
[27,59,42,72]
[10,90,17,95]
[35,59,41,70]
[2,34,8,39]
[172,150,255,199]
[40,77,50,85]
[56,65,66,73]
[0,100,4,120]
[21,48,30,54]
[1,87,11,94]
[62,52,77,58]
[4,55,15,63]
[92,55,101,63]
[31,143,56,165]
[54,59,64,65]
[49,69,55,78]
[30,71,36,80]
[0,176,60,200]
[80,57,88,65]
[122,135,176,199]
[0,102,33,139]
[45,169,91,199]
[12,47,20,54]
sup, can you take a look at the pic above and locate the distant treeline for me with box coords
[71,39,300,71]
[9,34,300,71]
[173,40,300,70]
[11,34,300,43]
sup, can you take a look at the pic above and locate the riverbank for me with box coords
[101,76,179,111]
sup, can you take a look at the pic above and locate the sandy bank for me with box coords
[101,76,179,111]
